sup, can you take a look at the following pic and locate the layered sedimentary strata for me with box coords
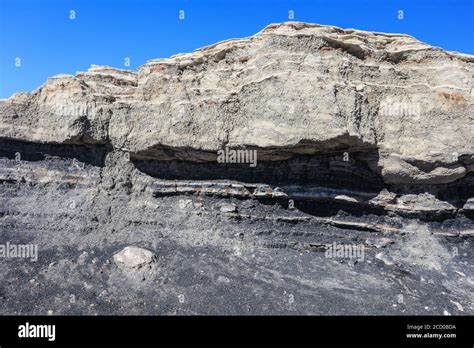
[0,22,473,315]
[1,22,473,193]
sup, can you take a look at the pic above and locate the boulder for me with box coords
[113,246,155,270]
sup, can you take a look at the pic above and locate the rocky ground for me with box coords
[0,149,472,315]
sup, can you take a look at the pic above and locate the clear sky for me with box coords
[1,0,473,99]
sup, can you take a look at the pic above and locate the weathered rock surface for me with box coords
[0,22,473,315]
[1,22,473,185]
[113,246,155,270]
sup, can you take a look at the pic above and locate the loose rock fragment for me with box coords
[113,246,155,270]
[375,252,395,266]
[462,198,474,211]
[220,203,237,213]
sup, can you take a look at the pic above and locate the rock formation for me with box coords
[0,22,473,315]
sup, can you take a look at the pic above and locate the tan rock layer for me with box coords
[1,22,473,185]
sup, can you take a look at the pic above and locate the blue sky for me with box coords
[1,0,473,99]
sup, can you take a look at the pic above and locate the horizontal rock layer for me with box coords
[0,22,472,222]
[1,22,473,185]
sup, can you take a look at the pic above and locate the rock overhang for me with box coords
[0,21,473,185]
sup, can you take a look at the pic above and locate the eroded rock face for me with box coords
[1,22,473,185]
[0,23,473,315]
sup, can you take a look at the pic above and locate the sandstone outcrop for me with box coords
[1,22,473,187]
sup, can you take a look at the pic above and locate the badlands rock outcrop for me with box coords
[0,22,473,315]
[2,22,473,183]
